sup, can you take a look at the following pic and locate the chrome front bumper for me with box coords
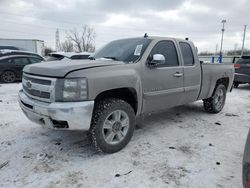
[18,90,94,130]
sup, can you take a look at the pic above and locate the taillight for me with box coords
[246,178,250,188]
[234,64,241,69]
[245,172,250,188]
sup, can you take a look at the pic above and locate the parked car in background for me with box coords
[0,49,44,59]
[0,38,44,55]
[0,55,44,83]
[243,129,250,188]
[234,56,250,88]
[46,52,92,61]
[18,36,234,153]
[0,46,21,50]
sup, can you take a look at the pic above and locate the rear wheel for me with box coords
[233,82,239,88]
[203,84,226,113]
[1,71,16,83]
[90,98,136,153]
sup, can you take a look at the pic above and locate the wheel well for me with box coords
[1,69,16,76]
[95,88,138,114]
[216,77,229,90]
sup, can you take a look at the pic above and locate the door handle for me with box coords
[173,72,183,77]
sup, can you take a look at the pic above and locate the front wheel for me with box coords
[203,84,227,113]
[90,98,136,153]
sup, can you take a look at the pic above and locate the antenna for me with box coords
[144,33,148,38]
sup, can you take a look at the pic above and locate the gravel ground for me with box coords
[0,83,250,188]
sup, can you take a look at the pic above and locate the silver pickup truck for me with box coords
[18,36,234,153]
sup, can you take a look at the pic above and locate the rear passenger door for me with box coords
[0,58,14,73]
[142,40,184,113]
[13,57,30,78]
[179,42,201,104]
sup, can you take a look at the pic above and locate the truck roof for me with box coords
[117,36,194,44]
[147,36,189,41]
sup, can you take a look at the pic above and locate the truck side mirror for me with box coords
[147,54,165,67]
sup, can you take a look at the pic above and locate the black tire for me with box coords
[1,71,16,83]
[203,84,227,113]
[233,82,239,88]
[90,98,136,153]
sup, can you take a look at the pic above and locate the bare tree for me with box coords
[44,47,53,56]
[60,40,74,52]
[66,25,96,52]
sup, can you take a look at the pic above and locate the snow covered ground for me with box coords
[0,83,250,188]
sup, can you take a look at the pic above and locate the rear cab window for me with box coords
[179,42,194,66]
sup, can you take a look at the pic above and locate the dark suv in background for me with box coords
[234,56,250,88]
[0,54,44,83]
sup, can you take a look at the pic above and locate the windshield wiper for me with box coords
[103,56,119,61]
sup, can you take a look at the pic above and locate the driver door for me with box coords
[142,40,184,113]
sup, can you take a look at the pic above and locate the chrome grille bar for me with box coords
[22,73,56,102]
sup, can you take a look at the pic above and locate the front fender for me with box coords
[66,64,143,115]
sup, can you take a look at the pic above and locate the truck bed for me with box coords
[198,63,234,100]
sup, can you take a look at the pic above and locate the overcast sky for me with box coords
[0,0,249,52]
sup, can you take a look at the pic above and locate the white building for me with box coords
[0,38,44,55]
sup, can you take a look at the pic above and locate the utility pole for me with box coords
[215,44,218,55]
[55,28,60,51]
[234,43,238,55]
[241,25,247,57]
[219,19,226,63]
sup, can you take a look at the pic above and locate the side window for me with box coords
[13,58,29,65]
[237,59,250,65]
[0,59,12,64]
[150,41,179,67]
[29,57,42,63]
[179,42,194,66]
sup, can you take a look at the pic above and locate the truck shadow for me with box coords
[142,102,206,128]
[38,102,207,157]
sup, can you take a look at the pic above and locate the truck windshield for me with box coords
[93,38,152,63]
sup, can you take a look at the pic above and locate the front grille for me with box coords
[23,75,51,85]
[22,73,56,102]
[23,85,50,99]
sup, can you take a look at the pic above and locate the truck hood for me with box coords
[23,60,123,77]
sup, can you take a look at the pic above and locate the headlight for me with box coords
[57,78,88,102]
